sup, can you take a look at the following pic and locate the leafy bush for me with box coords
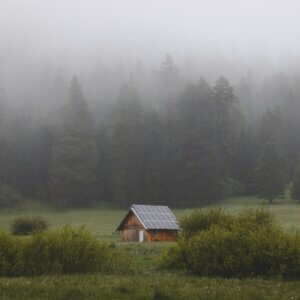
[161,207,300,279]
[22,225,112,275]
[0,225,131,277]
[0,230,23,276]
[10,216,49,235]
[180,208,233,239]
[0,182,23,208]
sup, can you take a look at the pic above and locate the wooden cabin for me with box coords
[116,204,179,242]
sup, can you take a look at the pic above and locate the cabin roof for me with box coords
[116,204,179,231]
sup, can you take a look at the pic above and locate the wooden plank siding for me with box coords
[121,212,144,242]
[120,211,177,242]
[144,230,177,242]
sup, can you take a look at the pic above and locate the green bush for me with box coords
[0,230,24,276]
[161,207,300,279]
[10,216,49,235]
[0,225,131,277]
[22,225,113,275]
[180,208,233,239]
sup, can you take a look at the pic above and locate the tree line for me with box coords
[0,56,300,208]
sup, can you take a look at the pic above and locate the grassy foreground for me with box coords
[0,197,299,299]
[0,242,299,299]
[0,274,299,300]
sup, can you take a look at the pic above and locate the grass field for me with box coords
[0,274,299,300]
[0,197,299,299]
[0,196,299,241]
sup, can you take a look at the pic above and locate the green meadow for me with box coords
[0,274,299,300]
[0,196,299,240]
[0,197,299,299]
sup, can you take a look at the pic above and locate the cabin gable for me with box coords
[119,211,144,242]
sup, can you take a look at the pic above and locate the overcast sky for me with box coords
[0,0,300,85]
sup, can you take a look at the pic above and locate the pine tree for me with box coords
[48,76,98,207]
[213,77,243,178]
[0,112,27,192]
[237,71,255,123]
[109,81,145,207]
[155,54,184,105]
[175,80,223,206]
[142,108,165,204]
[291,157,300,202]
[160,100,181,205]
[256,143,286,204]
[96,121,110,201]
[232,125,259,195]
[259,106,285,150]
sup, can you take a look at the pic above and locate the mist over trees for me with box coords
[1,53,300,208]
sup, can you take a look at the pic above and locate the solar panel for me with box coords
[131,205,179,230]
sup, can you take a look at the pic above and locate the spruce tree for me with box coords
[232,126,258,195]
[259,106,284,149]
[256,143,286,204]
[109,81,145,207]
[291,157,300,202]
[48,76,98,207]
[142,108,164,204]
[213,77,243,178]
[175,80,223,206]
[155,54,184,105]
[160,102,181,206]
[96,121,110,201]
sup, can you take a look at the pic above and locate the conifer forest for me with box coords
[1,54,300,208]
[1,1,300,208]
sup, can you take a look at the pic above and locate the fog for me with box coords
[1,0,300,99]
[1,0,300,208]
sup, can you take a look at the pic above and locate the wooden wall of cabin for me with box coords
[121,211,143,242]
[145,230,177,242]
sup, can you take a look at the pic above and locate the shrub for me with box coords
[159,243,185,270]
[237,207,275,227]
[180,208,233,239]
[0,225,132,277]
[10,216,49,235]
[0,230,24,276]
[161,207,300,279]
[22,225,113,275]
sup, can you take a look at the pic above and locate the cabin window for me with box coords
[153,230,159,237]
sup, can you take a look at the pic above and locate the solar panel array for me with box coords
[132,205,179,230]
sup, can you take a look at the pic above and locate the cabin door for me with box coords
[139,230,144,242]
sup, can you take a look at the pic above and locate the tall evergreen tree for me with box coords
[154,54,184,105]
[213,77,243,178]
[237,71,255,123]
[291,156,300,202]
[109,81,145,207]
[232,125,258,195]
[96,121,110,201]
[259,106,285,150]
[48,76,98,207]
[175,80,223,206]
[159,94,183,206]
[256,143,286,203]
[0,113,28,192]
[142,108,165,204]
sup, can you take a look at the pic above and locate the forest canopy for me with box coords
[0,55,300,207]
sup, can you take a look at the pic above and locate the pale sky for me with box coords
[0,0,300,90]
